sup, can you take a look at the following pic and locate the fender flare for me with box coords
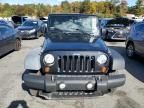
[24,47,42,70]
[109,48,125,70]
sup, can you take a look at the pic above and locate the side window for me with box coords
[1,26,14,39]
[0,31,2,40]
[135,24,144,37]
[7,27,14,33]
[0,27,8,39]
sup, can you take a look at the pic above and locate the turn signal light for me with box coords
[43,67,50,73]
[100,67,108,73]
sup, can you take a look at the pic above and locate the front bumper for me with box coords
[20,32,36,39]
[106,32,126,40]
[23,71,126,92]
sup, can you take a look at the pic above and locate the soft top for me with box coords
[48,13,97,17]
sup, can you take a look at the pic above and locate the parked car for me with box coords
[11,15,29,28]
[102,18,134,40]
[17,20,44,39]
[126,22,144,58]
[99,18,112,36]
[0,19,14,28]
[39,17,48,33]
[22,14,125,99]
[0,24,21,57]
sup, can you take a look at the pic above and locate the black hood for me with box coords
[43,38,108,53]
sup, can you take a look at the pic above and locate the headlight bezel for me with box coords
[43,54,55,66]
[42,52,109,67]
[96,53,108,65]
[29,29,36,33]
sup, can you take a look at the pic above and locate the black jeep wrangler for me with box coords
[23,14,125,99]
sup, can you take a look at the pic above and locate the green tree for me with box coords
[110,0,120,16]
[71,2,81,13]
[80,0,91,13]
[120,0,128,16]
[136,0,144,6]
[61,1,71,13]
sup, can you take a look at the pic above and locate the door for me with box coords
[1,26,16,55]
[0,26,10,55]
[134,23,144,55]
[6,26,17,50]
[0,30,3,56]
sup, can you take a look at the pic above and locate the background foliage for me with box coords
[0,0,142,18]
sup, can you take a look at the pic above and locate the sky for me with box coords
[0,0,137,6]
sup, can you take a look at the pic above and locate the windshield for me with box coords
[47,15,100,42]
[106,24,125,27]
[100,19,111,27]
[106,18,134,27]
[48,15,99,34]
[22,21,38,27]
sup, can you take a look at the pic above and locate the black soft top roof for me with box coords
[48,13,97,17]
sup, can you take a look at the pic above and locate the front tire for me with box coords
[108,71,119,93]
[29,89,38,96]
[14,39,21,51]
[126,43,135,58]
[35,33,39,39]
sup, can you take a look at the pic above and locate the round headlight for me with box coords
[97,54,107,64]
[44,54,54,66]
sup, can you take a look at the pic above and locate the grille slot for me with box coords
[57,55,98,73]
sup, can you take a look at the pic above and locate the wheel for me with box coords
[28,71,41,96]
[109,88,117,94]
[126,43,135,58]
[29,89,38,96]
[14,39,21,51]
[35,33,39,39]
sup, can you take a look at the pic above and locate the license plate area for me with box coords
[56,77,96,91]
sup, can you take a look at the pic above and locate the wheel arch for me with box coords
[109,48,125,71]
[24,47,42,70]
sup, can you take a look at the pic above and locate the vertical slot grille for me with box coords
[57,55,97,73]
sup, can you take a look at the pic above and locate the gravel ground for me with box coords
[0,37,144,108]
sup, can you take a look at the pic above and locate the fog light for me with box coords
[86,82,93,90]
[59,83,66,90]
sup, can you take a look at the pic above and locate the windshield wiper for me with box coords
[72,28,98,43]
[76,28,97,38]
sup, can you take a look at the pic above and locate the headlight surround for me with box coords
[43,54,55,66]
[119,30,123,34]
[97,54,108,65]
[29,29,36,33]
